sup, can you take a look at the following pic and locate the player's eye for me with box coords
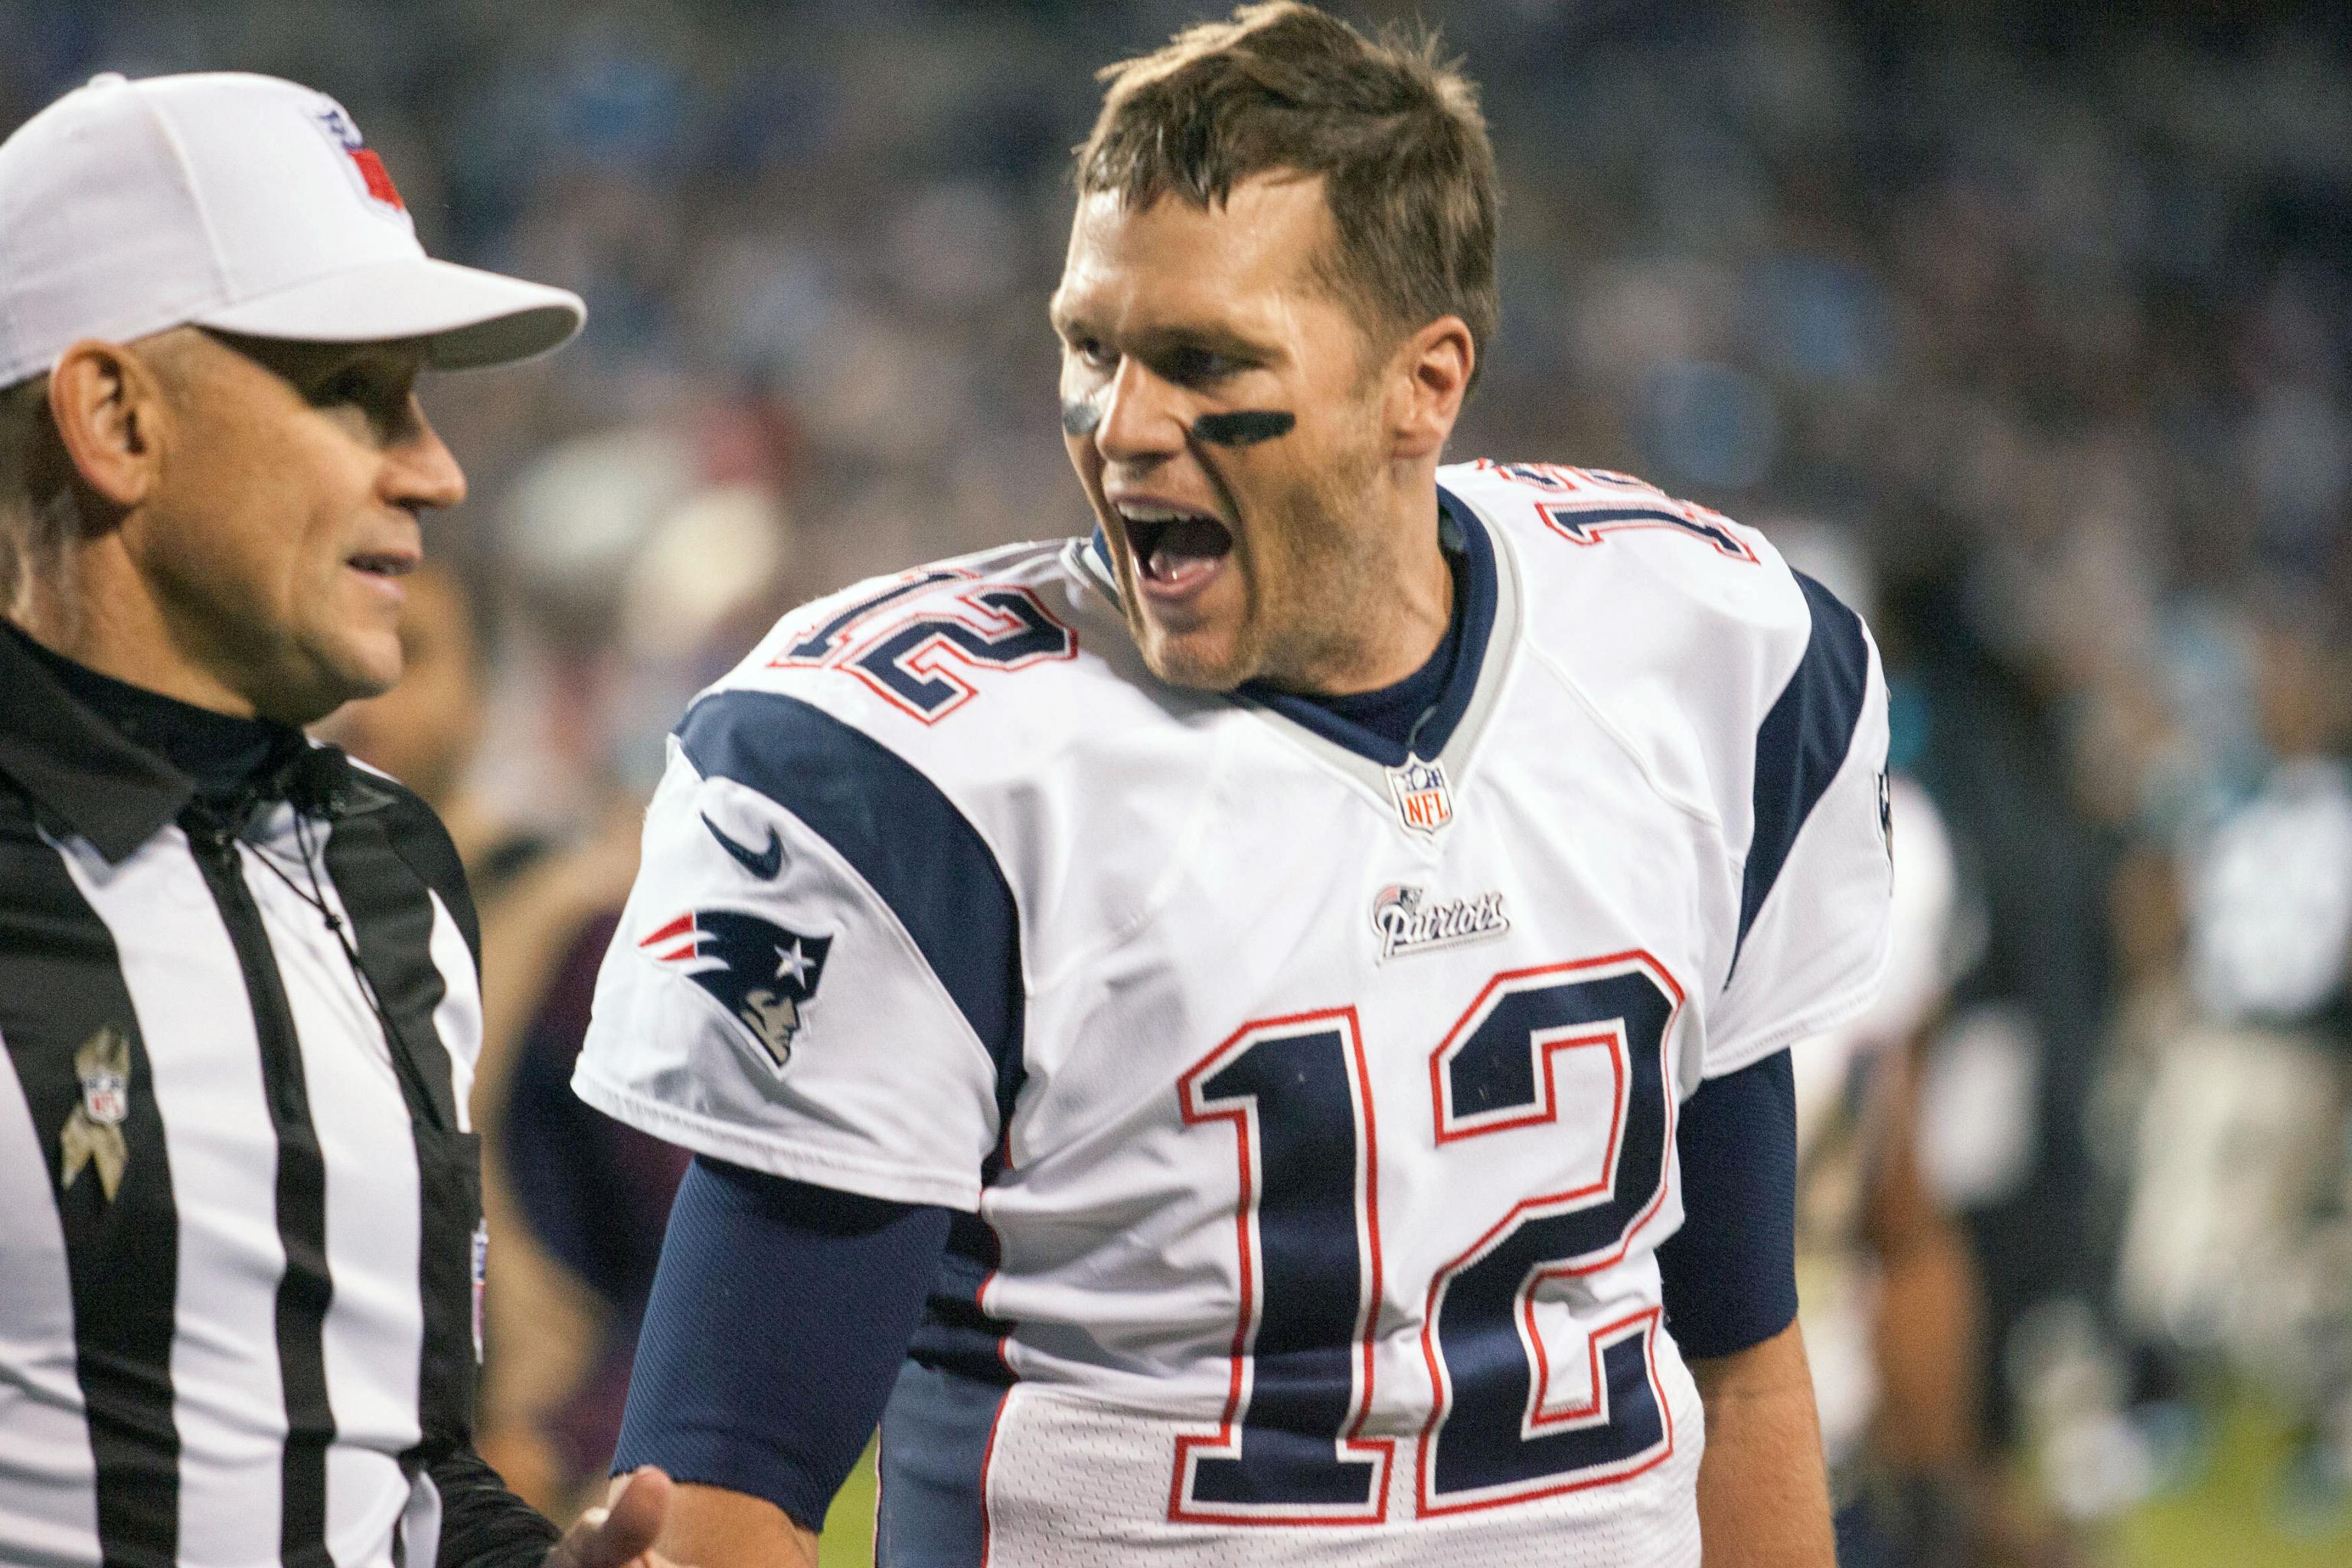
[1070,335,1115,371]
[1155,345,1241,387]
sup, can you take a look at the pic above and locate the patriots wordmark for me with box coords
[1370,884,1511,962]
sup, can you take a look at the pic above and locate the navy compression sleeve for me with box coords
[612,1156,951,1529]
[1654,1048,1800,1360]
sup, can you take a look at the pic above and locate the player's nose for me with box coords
[1094,357,1188,466]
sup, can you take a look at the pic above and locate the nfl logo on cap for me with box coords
[313,100,404,214]
[1388,756,1454,835]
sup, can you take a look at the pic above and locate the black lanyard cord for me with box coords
[237,805,452,1134]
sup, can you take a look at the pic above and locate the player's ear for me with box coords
[1386,315,1473,462]
[47,338,174,512]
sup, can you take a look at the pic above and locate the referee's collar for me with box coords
[0,623,377,863]
[0,620,199,861]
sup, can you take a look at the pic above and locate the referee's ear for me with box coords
[47,336,173,517]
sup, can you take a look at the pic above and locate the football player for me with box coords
[574,6,1892,1565]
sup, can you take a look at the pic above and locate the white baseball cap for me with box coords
[0,70,586,387]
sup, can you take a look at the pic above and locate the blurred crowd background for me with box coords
[6,2,2348,1563]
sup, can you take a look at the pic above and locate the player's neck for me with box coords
[1277,488,1455,698]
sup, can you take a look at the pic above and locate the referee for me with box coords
[0,74,673,1567]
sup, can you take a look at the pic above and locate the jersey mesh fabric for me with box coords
[978,1383,1703,1567]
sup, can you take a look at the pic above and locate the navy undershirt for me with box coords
[613,1158,950,1530]
[1654,1049,1801,1358]
[609,550,1802,1525]
[1293,544,1469,753]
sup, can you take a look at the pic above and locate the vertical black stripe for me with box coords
[1734,572,1870,966]
[322,802,482,1459]
[0,810,181,1568]
[186,818,335,1568]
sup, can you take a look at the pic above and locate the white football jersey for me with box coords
[576,461,1893,1567]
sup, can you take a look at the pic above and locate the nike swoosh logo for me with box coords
[701,814,783,880]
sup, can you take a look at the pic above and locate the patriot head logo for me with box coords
[312,98,406,214]
[639,909,834,1070]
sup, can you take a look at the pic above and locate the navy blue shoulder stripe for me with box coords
[676,691,1025,1105]
[1734,572,1870,963]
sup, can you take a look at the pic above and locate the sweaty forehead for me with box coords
[1054,175,1341,341]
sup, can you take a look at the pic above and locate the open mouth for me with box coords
[1118,505,1233,590]
[347,551,416,581]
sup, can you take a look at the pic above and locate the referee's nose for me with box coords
[384,407,467,513]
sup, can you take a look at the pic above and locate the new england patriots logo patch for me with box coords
[639,910,833,1070]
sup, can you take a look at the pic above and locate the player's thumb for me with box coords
[550,1467,674,1568]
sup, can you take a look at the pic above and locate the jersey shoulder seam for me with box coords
[1518,638,1727,840]
[572,1064,983,1210]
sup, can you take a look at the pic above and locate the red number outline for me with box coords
[839,585,1079,725]
[1470,459,1760,563]
[1413,950,1684,1516]
[1168,1008,1396,1526]
[767,567,974,669]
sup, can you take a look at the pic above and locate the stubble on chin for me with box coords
[1245,446,1390,693]
[1129,599,1261,693]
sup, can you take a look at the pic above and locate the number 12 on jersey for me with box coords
[1172,953,1684,1524]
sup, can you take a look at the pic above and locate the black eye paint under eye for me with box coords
[1061,399,1103,438]
[1191,410,1295,447]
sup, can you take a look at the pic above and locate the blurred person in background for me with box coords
[2108,592,2352,1523]
[449,433,802,1521]
[316,559,553,900]
[312,557,606,1514]
[1793,773,1979,1568]
[1774,528,2020,1568]
[1794,768,2098,1568]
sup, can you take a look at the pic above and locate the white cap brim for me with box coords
[192,255,585,370]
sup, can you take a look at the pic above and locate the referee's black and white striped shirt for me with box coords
[0,625,555,1568]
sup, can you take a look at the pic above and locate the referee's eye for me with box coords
[312,361,423,446]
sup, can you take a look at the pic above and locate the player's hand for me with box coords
[545,1468,678,1568]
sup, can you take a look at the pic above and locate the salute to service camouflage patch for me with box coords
[59,1025,132,1200]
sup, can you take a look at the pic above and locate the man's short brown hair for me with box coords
[1076,2,1499,387]
[0,374,64,616]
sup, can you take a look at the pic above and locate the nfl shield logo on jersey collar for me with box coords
[1387,755,1455,836]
